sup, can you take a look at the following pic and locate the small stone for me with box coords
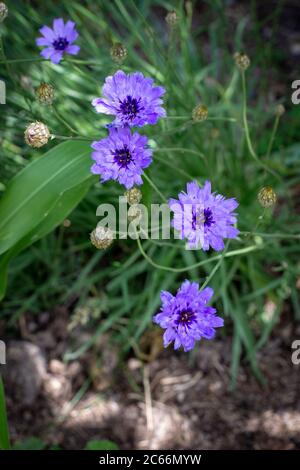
[3,341,47,406]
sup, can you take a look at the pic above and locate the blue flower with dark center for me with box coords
[92,70,166,127]
[113,145,133,168]
[153,280,224,352]
[119,96,142,122]
[91,126,152,189]
[169,181,239,251]
[36,18,80,64]
[52,37,69,51]
[203,208,214,227]
[175,308,196,327]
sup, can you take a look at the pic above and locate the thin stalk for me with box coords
[142,173,167,203]
[136,237,262,273]
[51,106,81,135]
[52,134,96,142]
[241,71,280,180]
[200,241,230,291]
[266,113,280,159]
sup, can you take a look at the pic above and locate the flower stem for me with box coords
[241,231,300,240]
[51,106,82,135]
[142,173,167,203]
[266,113,280,159]
[53,135,94,142]
[136,237,262,273]
[200,241,230,291]
[241,71,280,180]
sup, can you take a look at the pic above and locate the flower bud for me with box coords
[275,104,285,117]
[90,226,114,249]
[128,205,142,223]
[257,186,277,208]
[35,82,55,105]
[234,52,250,71]
[165,10,178,27]
[124,187,142,205]
[192,104,208,122]
[0,3,8,22]
[110,43,128,64]
[211,128,220,139]
[24,122,50,148]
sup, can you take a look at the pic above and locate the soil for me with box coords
[3,306,300,450]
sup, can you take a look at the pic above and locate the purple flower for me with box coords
[153,280,223,352]
[92,70,166,127]
[91,126,152,189]
[169,181,239,251]
[36,18,80,64]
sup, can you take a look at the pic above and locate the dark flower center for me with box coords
[176,308,196,328]
[52,37,69,51]
[113,145,133,168]
[193,207,214,229]
[119,95,141,120]
[203,208,214,227]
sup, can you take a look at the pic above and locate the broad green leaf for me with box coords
[0,140,93,256]
[0,178,92,300]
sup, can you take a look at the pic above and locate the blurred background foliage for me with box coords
[0,0,300,389]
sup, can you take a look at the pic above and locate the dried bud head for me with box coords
[0,3,8,22]
[192,104,208,122]
[165,11,178,27]
[90,226,114,250]
[24,122,50,148]
[234,52,250,71]
[110,43,128,64]
[35,83,55,105]
[124,187,142,205]
[258,186,277,208]
[211,128,220,139]
[128,205,142,223]
[275,104,285,117]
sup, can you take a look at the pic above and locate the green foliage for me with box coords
[12,437,47,450]
[0,0,299,389]
[0,141,94,299]
[0,376,10,450]
[85,440,119,450]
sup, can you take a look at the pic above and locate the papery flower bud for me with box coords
[24,122,50,148]
[192,104,208,122]
[211,128,220,139]
[124,187,142,205]
[110,43,128,64]
[275,104,285,117]
[0,3,8,22]
[63,219,71,228]
[165,10,178,27]
[234,52,250,71]
[90,226,114,250]
[35,82,55,105]
[128,205,142,223]
[258,186,277,208]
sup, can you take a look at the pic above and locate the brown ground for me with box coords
[3,307,300,450]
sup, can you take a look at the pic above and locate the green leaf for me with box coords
[0,140,93,256]
[0,376,10,450]
[0,141,94,300]
[85,440,119,451]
